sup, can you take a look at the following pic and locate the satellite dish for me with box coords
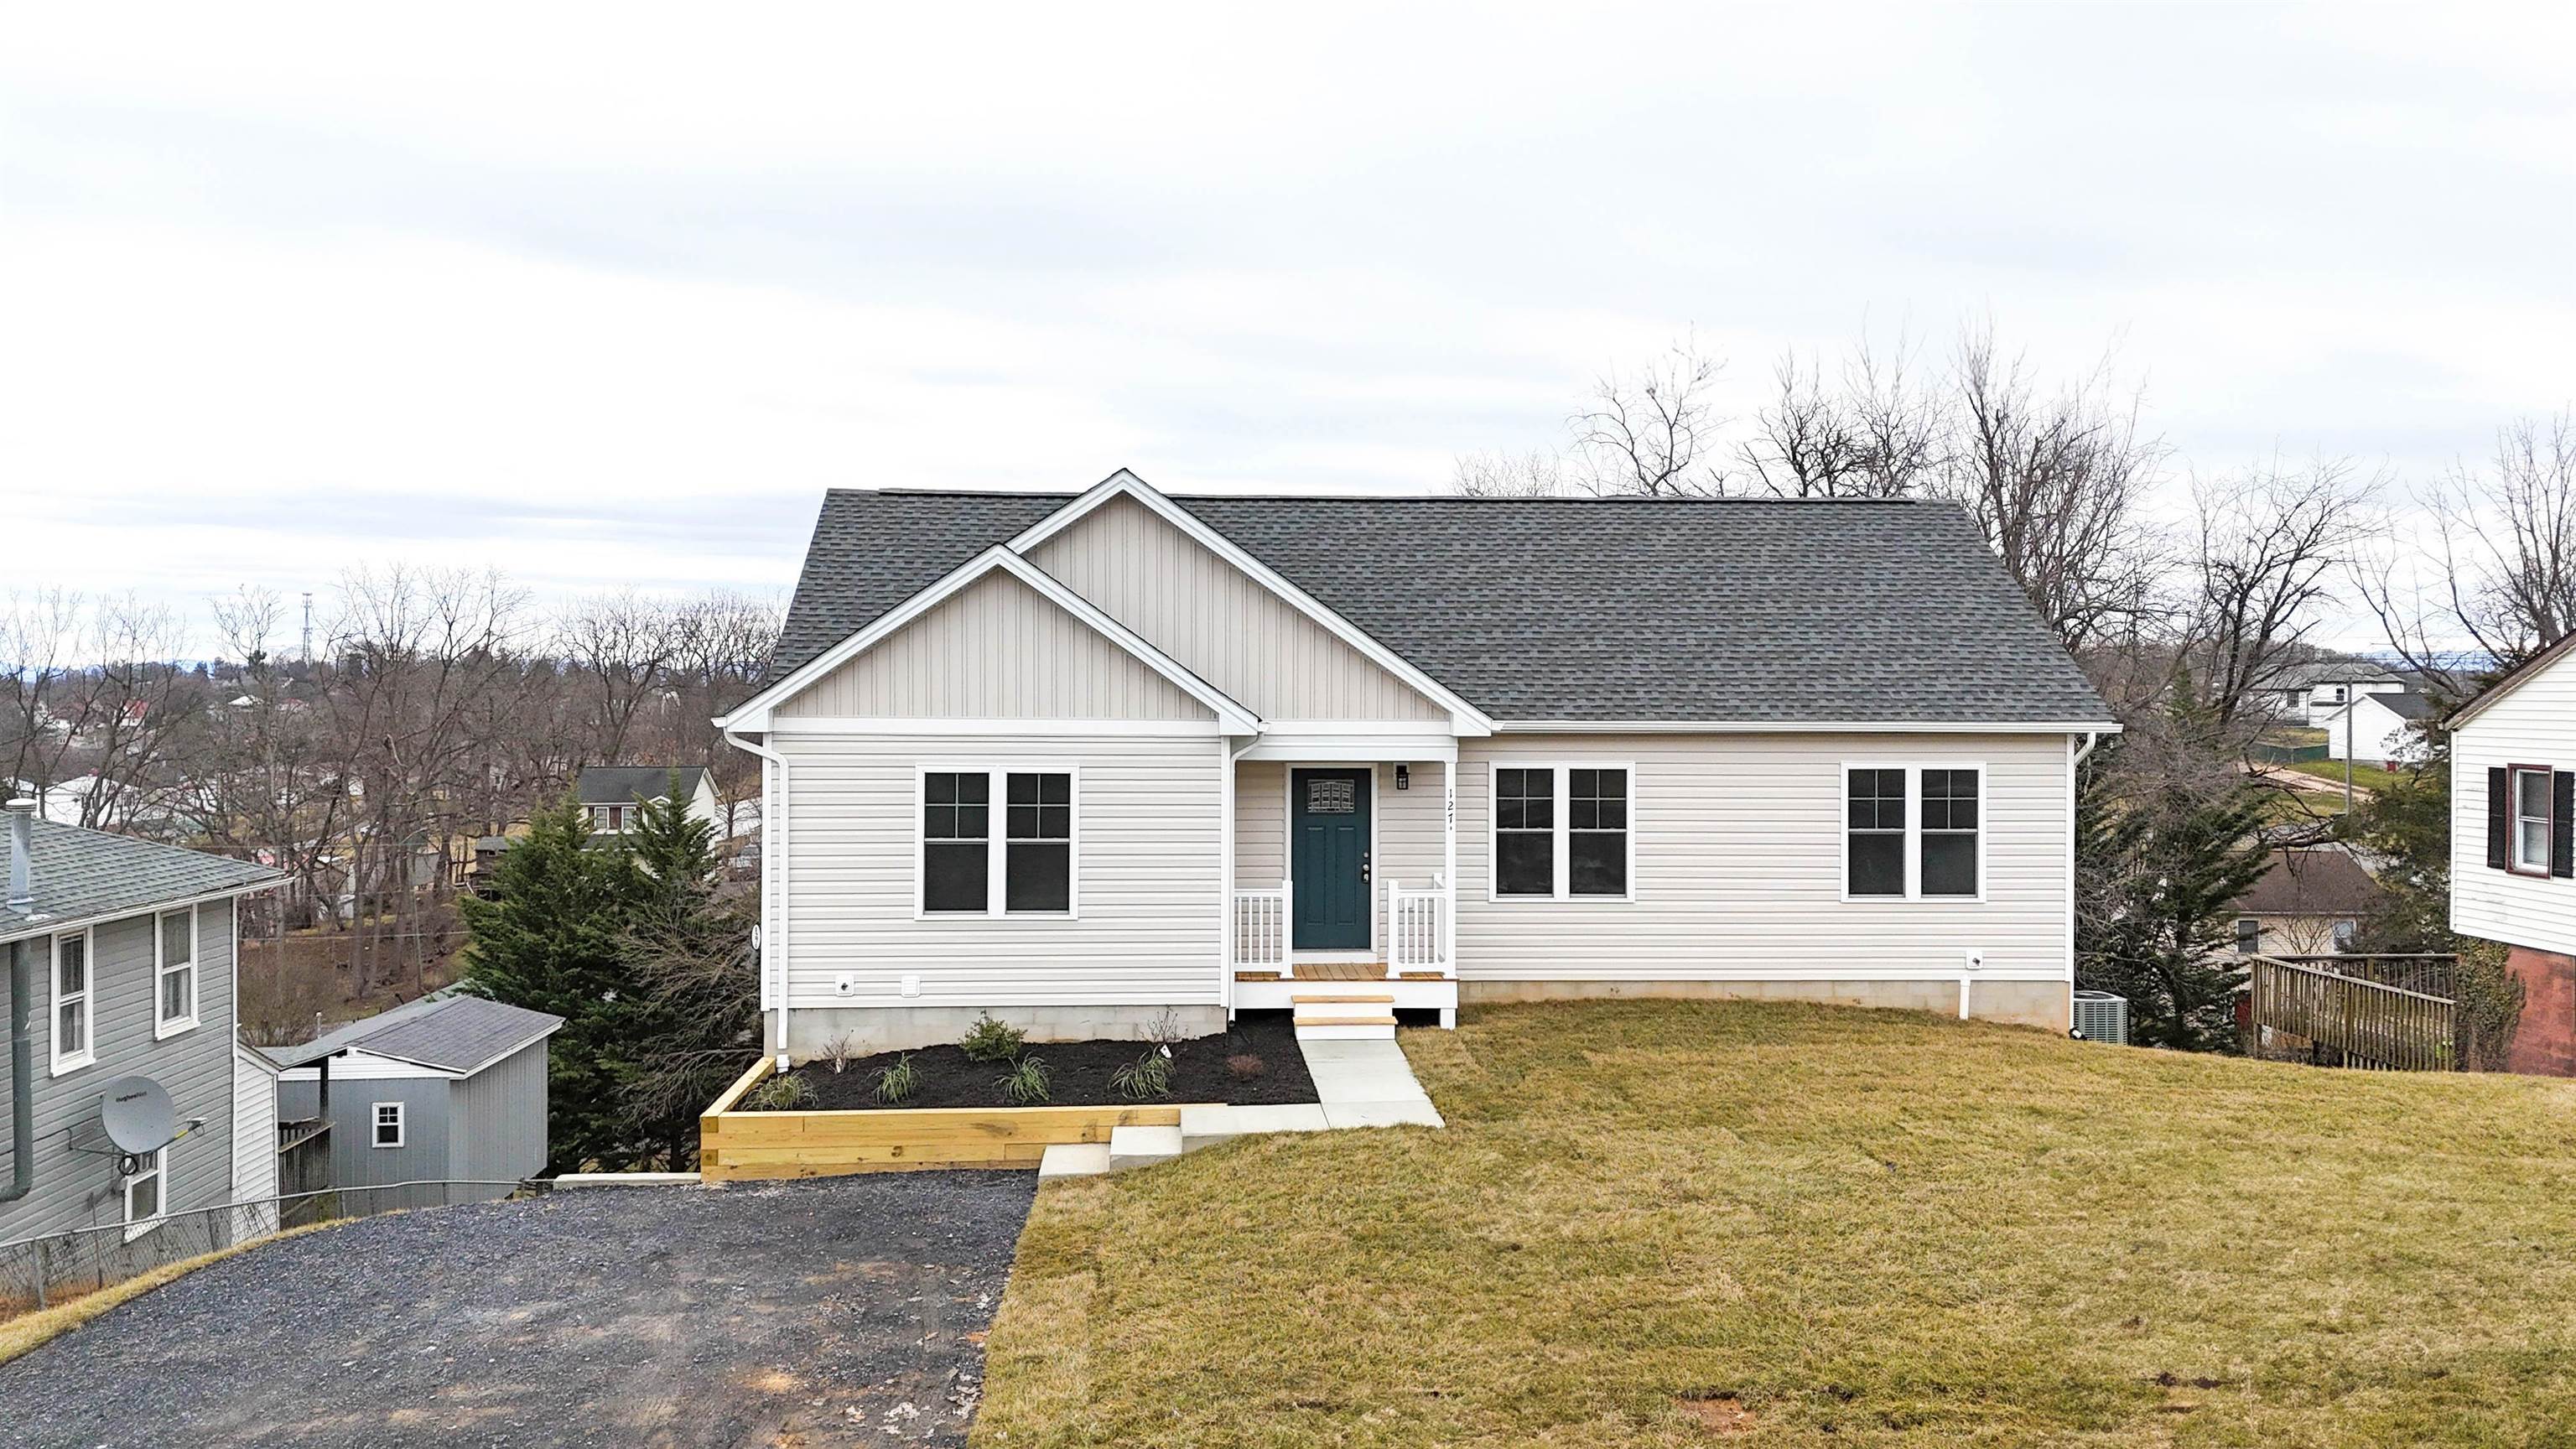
[99,1076,176,1156]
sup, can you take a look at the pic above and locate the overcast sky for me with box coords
[5,4,2571,652]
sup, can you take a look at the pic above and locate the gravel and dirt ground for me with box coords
[0,1173,1036,1448]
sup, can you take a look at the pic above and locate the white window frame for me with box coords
[2509,764,2554,878]
[1840,763,1989,904]
[372,1101,406,1148]
[154,905,198,1039]
[122,1146,166,1242]
[50,927,96,1076]
[1483,761,1637,903]
[914,765,1081,920]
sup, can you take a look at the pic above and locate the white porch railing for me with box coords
[1387,880,1451,974]
[1232,886,1289,969]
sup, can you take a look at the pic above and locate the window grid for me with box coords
[1490,765,1633,901]
[373,1102,406,1148]
[123,1148,164,1241]
[1844,766,1982,901]
[1494,767,1555,898]
[921,768,1076,917]
[157,906,196,1036]
[52,931,92,1073]
[2512,766,2553,875]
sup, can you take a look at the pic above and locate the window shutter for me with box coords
[2556,771,2575,879]
[2486,766,2510,870]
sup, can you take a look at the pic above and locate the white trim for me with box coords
[122,1145,166,1242]
[768,715,1223,738]
[1482,761,1639,905]
[1838,762,1990,904]
[49,927,95,1076]
[1241,733,1456,762]
[0,877,279,950]
[718,545,1262,735]
[371,1100,407,1148]
[153,904,198,1040]
[1498,719,2123,735]
[913,764,1083,921]
[725,727,790,1065]
[1002,470,1495,735]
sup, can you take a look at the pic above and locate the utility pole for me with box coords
[2343,689,2355,817]
[299,591,314,665]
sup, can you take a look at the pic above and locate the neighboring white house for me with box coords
[2267,660,2407,725]
[2450,634,2576,1075]
[574,766,724,838]
[713,470,2120,1057]
[2317,690,2433,767]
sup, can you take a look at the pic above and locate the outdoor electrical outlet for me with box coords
[1964,950,1985,971]
[834,973,856,996]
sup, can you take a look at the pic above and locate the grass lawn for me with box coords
[2281,757,2410,797]
[974,1002,2576,1447]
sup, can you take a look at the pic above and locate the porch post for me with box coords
[1440,743,1459,976]
[1219,737,1237,1017]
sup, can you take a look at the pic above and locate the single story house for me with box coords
[1,797,282,1259]
[712,470,2119,1056]
[2228,847,2386,957]
[2450,632,2576,1073]
[575,765,724,838]
[272,992,562,1211]
[2317,690,2433,768]
[2266,659,2408,726]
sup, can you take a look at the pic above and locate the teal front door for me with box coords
[1291,768,1372,951]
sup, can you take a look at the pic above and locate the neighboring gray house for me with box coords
[714,470,2122,1057]
[1,798,281,1262]
[576,765,723,838]
[273,993,562,1211]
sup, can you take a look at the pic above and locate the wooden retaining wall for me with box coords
[698,1057,1203,1179]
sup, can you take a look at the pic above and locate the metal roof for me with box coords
[269,992,563,1075]
[1,818,279,943]
[767,488,2115,726]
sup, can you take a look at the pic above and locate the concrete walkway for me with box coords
[1040,1030,1441,1178]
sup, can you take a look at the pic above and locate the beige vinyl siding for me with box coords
[777,569,1214,721]
[777,731,1223,1008]
[1456,734,2072,981]
[2453,647,2576,955]
[1027,494,1447,722]
[1231,760,1446,955]
[1235,761,1285,887]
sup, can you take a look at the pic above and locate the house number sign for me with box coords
[1307,778,1357,813]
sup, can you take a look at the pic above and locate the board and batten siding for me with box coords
[2,899,239,1244]
[1026,494,1448,722]
[449,1037,550,1194]
[777,568,1215,721]
[776,731,1225,1009]
[2453,646,2576,957]
[1454,735,2074,984]
[230,1047,279,1238]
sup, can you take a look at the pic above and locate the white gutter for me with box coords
[1497,719,2127,735]
[724,725,792,1071]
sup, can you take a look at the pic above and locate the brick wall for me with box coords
[2506,946,2576,1077]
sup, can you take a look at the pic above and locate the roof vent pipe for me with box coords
[5,798,33,913]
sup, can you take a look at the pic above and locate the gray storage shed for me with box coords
[273,994,562,1213]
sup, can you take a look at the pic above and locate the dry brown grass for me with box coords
[0,1219,343,1365]
[973,1000,2576,1447]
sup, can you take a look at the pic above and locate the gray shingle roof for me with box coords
[2373,692,2433,722]
[270,992,562,1074]
[576,766,706,805]
[1,818,279,943]
[766,488,2114,725]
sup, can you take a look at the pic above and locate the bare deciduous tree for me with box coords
[1738,332,1941,499]
[1569,335,1727,497]
[1451,447,1566,499]
[2184,456,2378,731]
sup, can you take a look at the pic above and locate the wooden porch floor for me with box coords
[1234,962,1450,983]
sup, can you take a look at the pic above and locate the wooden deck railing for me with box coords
[2248,953,2458,1071]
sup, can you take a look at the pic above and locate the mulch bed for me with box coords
[770,1012,1317,1111]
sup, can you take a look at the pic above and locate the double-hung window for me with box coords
[51,929,93,1074]
[922,768,1076,916]
[2512,766,2553,875]
[156,906,197,1037]
[1491,764,1632,901]
[123,1147,165,1241]
[373,1102,406,1148]
[1844,765,1983,900]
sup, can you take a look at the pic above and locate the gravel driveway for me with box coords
[1,1173,1037,1448]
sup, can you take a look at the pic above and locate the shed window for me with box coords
[51,929,93,1074]
[373,1102,406,1149]
[123,1147,164,1241]
[922,771,991,913]
[2513,766,2553,875]
[156,907,197,1036]
[1005,771,1072,913]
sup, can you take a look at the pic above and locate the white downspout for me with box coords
[726,727,791,1071]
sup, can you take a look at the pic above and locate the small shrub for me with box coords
[874,1053,918,1104]
[747,1073,815,1111]
[998,1054,1051,1105]
[1224,1052,1265,1081]
[1143,1006,1192,1049]
[960,1011,1028,1063]
[819,1034,859,1074]
[1113,1047,1173,1100]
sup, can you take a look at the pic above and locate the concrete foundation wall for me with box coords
[782,1002,1228,1057]
[2505,945,2576,1077]
[1458,976,2072,1031]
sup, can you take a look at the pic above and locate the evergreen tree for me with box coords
[619,775,761,1167]
[459,796,642,1172]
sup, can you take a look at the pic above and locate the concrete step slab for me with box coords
[1107,1123,1185,1171]
[1036,1143,1112,1180]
